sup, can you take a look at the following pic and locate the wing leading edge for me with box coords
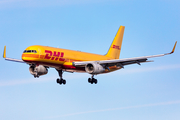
[73,41,177,68]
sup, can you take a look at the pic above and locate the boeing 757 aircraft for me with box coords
[3,26,177,85]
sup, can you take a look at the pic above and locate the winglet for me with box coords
[3,46,6,58]
[170,41,177,54]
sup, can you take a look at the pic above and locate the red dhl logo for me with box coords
[111,45,120,50]
[44,50,65,61]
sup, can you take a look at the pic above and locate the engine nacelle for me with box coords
[85,63,105,74]
[29,65,48,77]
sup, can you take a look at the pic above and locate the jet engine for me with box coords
[85,63,105,74]
[29,65,48,77]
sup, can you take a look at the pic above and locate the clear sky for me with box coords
[0,0,180,120]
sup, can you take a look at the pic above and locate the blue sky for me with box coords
[0,0,180,120]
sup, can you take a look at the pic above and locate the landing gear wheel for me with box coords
[63,80,66,85]
[56,78,60,83]
[91,81,93,84]
[59,79,63,85]
[88,76,98,84]
[94,79,97,84]
[88,78,91,83]
[57,78,66,85]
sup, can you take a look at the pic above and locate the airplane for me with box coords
[3,26,177,85]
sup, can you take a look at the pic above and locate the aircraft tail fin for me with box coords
[105,26,125,59]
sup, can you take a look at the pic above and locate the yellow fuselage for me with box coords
[22,45,120,73]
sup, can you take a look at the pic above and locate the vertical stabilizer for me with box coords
[105,26,125,59]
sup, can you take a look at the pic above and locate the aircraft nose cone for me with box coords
[22,53,40,62]
[22,53,27,61]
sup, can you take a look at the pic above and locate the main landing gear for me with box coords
[56,70,98,85]
[88,75,97,84]
[56,69,66,85]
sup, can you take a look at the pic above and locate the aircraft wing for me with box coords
[3,46,25,63]
[73,41,177,68]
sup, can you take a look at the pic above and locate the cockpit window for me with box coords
[23,50,37,53]
[27,50,31,53]
[32,50,37,53]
